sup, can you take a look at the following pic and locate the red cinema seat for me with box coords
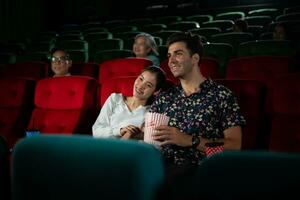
[269,74,300,152]
[98,58,152,84]
[160,57,221,84]
[226,56,295,148]
[0,78,35,148]
[70,62,99,80]
[100,76,136,107]
[0,61,49,80]
[27,76,99,135]
[216,79,266,150]
[226,56,294,114]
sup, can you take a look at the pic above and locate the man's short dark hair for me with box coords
[166,32,204,60]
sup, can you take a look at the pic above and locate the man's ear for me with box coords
[192,53,200,63]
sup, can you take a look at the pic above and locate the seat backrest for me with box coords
[99,57,152,84]
[83,32,113,43]
[140,24,167,33]
[70,62,99,79]
[58,40,88,51]
[269,74,300,152]
[67,50,89,63]
[210,32,253,55]
[226,56,293,88]
[203,43,233,76]
[167,21,200,31]
[109,25,138,34]
[27,76,99,134]
[276,13,300,22]
[215,11,245,21]
[201,20,235,32]
[155,15,182,25]
[189,27,222,41]
[91,49,134,64]
[0,61,48,80]
[89,38,124,55]
[0,52,16,65]
[196,151,300,200]
[12,135,164,200]
[0,78,35,148]
[185,14,213,24]
[237,40,295,57]
[100,76,136,107]
[244,16,273,27]
[152,30,181,45]
[215,79,266,150]
[226,56,294,111]
[248,8,280,20]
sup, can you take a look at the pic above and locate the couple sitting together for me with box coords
[92,31,246,166]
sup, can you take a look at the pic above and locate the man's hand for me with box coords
[152,125,192,147]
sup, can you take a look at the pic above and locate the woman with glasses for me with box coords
[50,48,72,77]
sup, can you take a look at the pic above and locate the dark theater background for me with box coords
[0,0,299,41]
[0,0,300,200]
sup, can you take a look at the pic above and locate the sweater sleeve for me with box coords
[92,94,122,138]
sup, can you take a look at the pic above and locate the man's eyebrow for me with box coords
[168,49,184,54]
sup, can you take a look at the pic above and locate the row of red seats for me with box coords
[0,72,299,154]
[0,57,151,82]
[0,57,293,149]
[1,56,297,83]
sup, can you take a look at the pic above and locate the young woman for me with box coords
[92,66,166,139]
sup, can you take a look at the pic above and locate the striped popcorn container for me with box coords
[205,142,224,157]
[144,112,169,146]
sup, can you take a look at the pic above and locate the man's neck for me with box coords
[180,70,206,97]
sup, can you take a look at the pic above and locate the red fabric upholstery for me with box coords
[98,58,152,84]
[28,76,99,134]
[70,62,99,80]
[216,79,266,150]
[100,76,136,107]
[0,78,35,148]
[100,76,175,107]
[269,74,300,152]
[226,56,294,114]
[0,61,48,80]
[160,57,221,84]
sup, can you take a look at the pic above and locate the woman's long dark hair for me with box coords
[142,66,166,105]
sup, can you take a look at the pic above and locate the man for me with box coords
[150,32,246,166]
[50,48,72,77]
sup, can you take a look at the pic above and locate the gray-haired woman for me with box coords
[133,33,160,67]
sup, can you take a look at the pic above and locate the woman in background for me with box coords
[133,33,160,67]
[50,48,72,77]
